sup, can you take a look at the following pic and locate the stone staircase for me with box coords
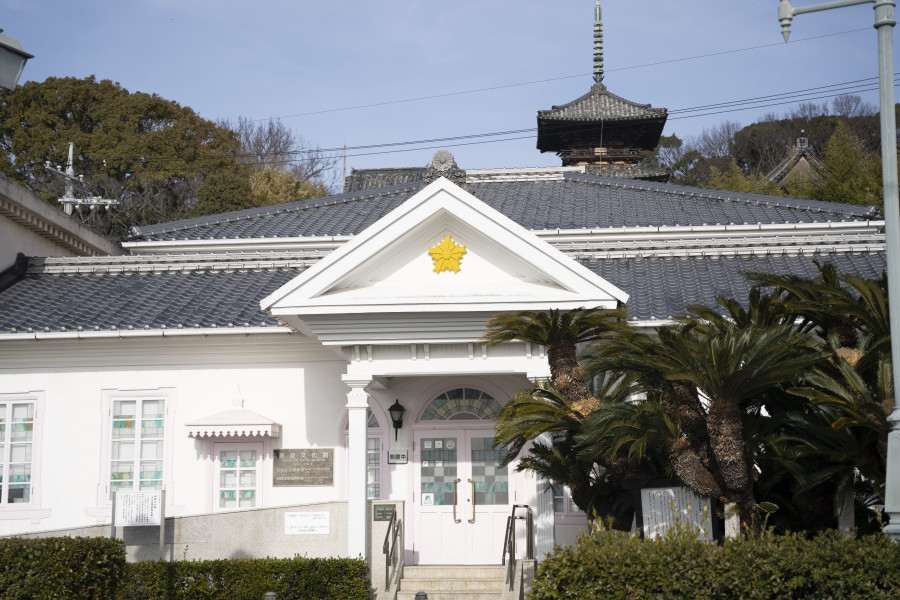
[396,564,507,600]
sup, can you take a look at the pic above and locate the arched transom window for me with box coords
[421,388,502,421]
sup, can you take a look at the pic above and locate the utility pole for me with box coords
[46,142,119,215]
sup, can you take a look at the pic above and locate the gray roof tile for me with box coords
[538,85,667,123]
[127,174,879,243]
[583,251,886,321]
[0,250,885,333]
[0,268,300,332]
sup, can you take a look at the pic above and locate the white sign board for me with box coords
[115,491,162,526]
[640,487,713,541]
[284,511,330,535]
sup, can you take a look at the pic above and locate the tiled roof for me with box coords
[583,164,668,182]
[0,248,885,333]
[343,167,424,193]
[127,173,879,243]
[584,250,886,322]
[538,84,667,123]
[0,264,300,333]
[126,182,423,242]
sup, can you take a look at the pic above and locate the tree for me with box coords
[0,76,250,237]
[582,302,826,536]
[792,121,883,209]
[225,116,337,192]
[492,381,640,527]
[0,77,334,239]
[706,159,783,196]
[481,307,627,414]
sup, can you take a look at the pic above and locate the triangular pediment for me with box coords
[261,177,628,343]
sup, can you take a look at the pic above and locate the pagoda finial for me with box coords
[593,1,605,88]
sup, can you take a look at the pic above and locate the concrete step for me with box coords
[397,565,506,600]
[397,592,502,600]
[399,577,503,592]
[402,565,506,579]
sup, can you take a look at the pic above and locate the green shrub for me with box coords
[0,536,126,600]
[532,529,900,599]
[120,556,369,600]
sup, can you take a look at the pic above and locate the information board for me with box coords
[273,448,334,486]
[373,504,396,521]
[640,486,713,541]
[114,491,162,527]
[284,511,330,535]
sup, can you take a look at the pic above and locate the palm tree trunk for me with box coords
[547,340,593,411]
[707,399,762,536]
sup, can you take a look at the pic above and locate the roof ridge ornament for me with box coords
[592,1,606,92]
[423,150,466,187]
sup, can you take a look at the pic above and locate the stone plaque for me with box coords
[115,491,162,526]
[273,448,334,487]
[373,504,396,522]
[284,511,330,535]
[640,486,713,541]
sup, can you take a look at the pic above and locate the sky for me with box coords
[1,0,893,182]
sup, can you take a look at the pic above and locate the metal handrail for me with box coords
[501,504,533,591]
[382,507,402,592]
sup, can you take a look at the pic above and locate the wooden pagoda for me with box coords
[537,2,669,181]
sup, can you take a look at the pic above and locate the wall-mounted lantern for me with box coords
[388,400,406,441]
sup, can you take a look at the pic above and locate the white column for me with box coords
[346,381,370,558]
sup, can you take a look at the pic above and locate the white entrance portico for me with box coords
[261,170,628,561]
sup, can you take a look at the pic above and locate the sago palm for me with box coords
[482,306,627,412]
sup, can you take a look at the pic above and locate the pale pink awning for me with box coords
[185,409,281,438]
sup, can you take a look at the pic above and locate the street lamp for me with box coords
[0,29,32,91]
[778,0,900,540]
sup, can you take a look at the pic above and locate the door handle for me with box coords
[452,478,461,523]
[467,478,476,523]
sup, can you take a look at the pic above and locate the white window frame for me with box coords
[553,483,586,523]
[341,404,387,501]
[0,391,49,523]
[95,388,175,509]
[213,440,264,512]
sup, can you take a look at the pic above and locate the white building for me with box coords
[0,153,886,568]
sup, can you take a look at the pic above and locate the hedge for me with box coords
[532,529,900,599]
[120,556,369,600]
[0,536,126,600]
[0,537,367,600]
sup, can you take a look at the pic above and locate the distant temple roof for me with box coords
[536,2,668,161]
[766,134,823,188]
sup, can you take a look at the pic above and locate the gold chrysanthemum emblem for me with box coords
[428,235,467,273]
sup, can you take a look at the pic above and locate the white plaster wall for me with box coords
[0,215,75,267]
[0,334,350,537]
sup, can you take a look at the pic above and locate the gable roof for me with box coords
[261,177,629,343]
[125,172,880,244]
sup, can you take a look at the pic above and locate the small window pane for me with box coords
[112,463,134,481]
[10,444,31,463]
[220,451,237,467]
[112,441,134,460]
[141,440,163,459]
[220,470,237,488]
[239,450,256,467]
[8,484,30,503]
[220,491,236,508]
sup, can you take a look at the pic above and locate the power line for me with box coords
[56,74,893,169]
[256,28,870,122]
